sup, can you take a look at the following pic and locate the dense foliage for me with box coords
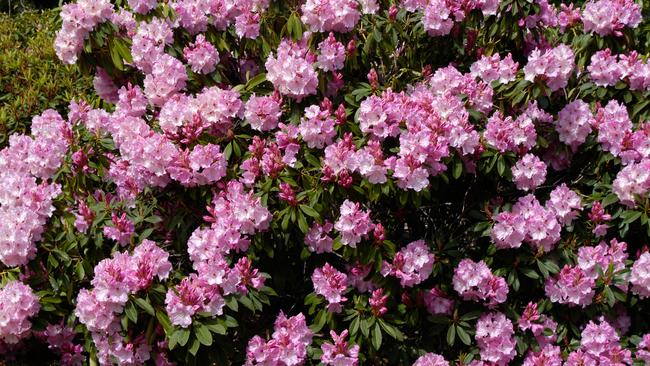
[2,0,650,365]
[0,9,96,147]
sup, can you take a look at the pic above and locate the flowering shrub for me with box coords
[3,0,650,365]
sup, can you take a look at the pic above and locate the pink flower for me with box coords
[317,33,346,72]
[334,200,374,247]
[312,263,348,313]
[491,211,526,249]
[545,265,595,307]
[245,312,312,366]
[523,344,562,366]
[412,353,449,366]
[512,194,561,252]
[555,100,594,150]
[594,100,632,158]
[299,104,337,148]
[369,288,389,317]
[453,259,508,306]
[320,330,360,366]
[630,252,650,298]
[305,221,335,253]
[484,112,537,153]
[127,0,157,14]
[265,39,318,99]
[582,0,642,36]
[511,153,547,191]
[381,240,435,287]
[523,44,575,91]
[470,53,518,84]
[0,281,40,344]
[93,68,119,103]
[143,54,188,106]
[422,0,453,36]
[475,312,517,365]
[301,0,361,33]
[165,275,225,328]
[103,212,135,246]
[244,94,282,132]
[183,34,219,74]
[588,49,624,86]
[546,183,582,225]
[422,288,454,316]
[612,159,650,207]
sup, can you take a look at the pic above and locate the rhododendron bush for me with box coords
[3,0,650,364]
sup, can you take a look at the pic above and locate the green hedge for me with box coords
[0,9,96,147]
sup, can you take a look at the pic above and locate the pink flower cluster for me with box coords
[75,241,171,364]
[168,144,227,187]
[475,312,517,365]
[554,99,594,150]
[511,153,547,191]
[381,240,435,287]
[35,323,85,366]
[320,330,359,366]
[300,103,337,148]
[301,0,361,33]
[612,159,650,207]
[588,49,650,90]
[545,238,626,307]
[317,33,346,72]
[55,0,114,64]
[334,200,374,247]
[183,34,220,74]
[484,111,537,153]
[0,281,39,344]
[245,312,313,366]
[491,194,562,252]
[523,44,575,91]
[75,240,171,332]
[305,221,335,253]
[470,53,518,84]
[0,109,70,267]
[244,94,282,132]
[412,353,449,366]
[422,288,454,316]
[417,0,498,36]
[266,38,319,99]
[567,318,631,364]
[630,252,650,298]
[164,274,227,328]
[452,259,508,306]
[313,263,349,312]
[518,302,558,348]
[582,0,641,36]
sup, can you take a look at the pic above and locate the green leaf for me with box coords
[452,159,463,179]
[245,73,267,91]
[349,316,360,337]
[194,323,213,346]
[189,337,201,356]
[134,297,155,316]
[299,204,320,218]
[601,194,619,207]
[177,328,191,347]
[125,301,138,324]
[156,311,172,335]
[497,156,506,176]
[622,211,642,225]
[372,323,382,350]
[297,210,309,234]
[205,322,227,335]
[446,324,456,346]
[310,309,327,333]
[457,326,471,345]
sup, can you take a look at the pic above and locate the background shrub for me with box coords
[0,9,96,147]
